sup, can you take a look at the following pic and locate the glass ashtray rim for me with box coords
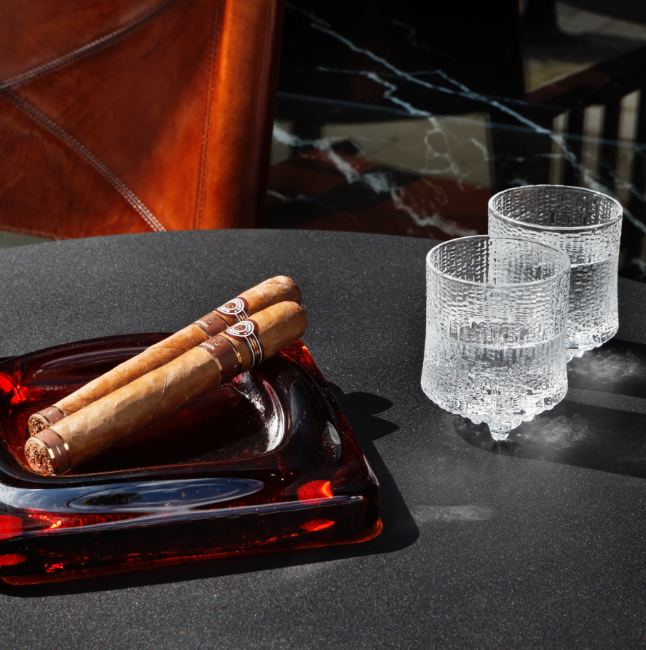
[488,184,623,232]
[426,235,571,289]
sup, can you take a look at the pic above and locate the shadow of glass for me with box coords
[454,338,646,479]
[1,385,417,597]
[567,338,646,398]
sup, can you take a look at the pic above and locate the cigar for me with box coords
[28,276,301,436]
[25,302,307,475]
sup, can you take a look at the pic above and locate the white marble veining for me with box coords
[270,1,646,276]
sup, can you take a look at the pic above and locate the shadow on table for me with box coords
[453,338,646,478]
[0,386,417,598]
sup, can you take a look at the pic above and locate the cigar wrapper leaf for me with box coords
[28,276,301,435]
[25,301,308,475]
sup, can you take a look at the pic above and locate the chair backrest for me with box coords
[0,0,284,238]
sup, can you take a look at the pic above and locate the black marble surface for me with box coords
[1,230,646,648]
[270,1,646,279]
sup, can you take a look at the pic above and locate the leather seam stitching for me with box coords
[194,0,223,230]
[0,224,60,240]
[1,89,165,232]
[0,0,185,90]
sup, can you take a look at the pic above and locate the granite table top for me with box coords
[0,230,645,649]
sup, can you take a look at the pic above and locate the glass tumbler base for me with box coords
[566,322,619,362]
[489,428,511,441]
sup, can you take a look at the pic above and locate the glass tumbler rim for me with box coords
[426,235,571,289]
[488,184,623,233]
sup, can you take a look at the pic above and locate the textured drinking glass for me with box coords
[488,185,623,360]
[421,236,571,440]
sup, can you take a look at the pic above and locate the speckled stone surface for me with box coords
[0,230,645,649]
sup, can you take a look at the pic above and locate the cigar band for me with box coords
[193,312,228,337]
[221,319,264,367]
[36,429,71,474]
[215,297,250,322]
[199,336,243,379]
[33,405,66,429]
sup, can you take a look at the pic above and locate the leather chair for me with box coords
[0,0,284,238]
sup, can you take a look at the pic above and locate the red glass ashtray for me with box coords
[0,335,380,584]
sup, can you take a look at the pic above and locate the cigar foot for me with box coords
[25,429,71,476]
[24,437,55,475]
[28,406,66,437]
[27,414,49,437]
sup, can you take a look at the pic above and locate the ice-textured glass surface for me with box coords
[488,185,623,360]
[421,236,571,440]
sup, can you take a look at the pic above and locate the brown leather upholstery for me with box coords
[0,0,284,238]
